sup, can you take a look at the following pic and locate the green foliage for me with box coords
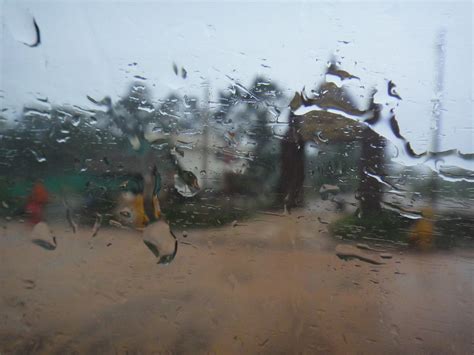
[330,209,474,249]
[306,142,361,193]
[435,215,474,248]
[162,193,254,228]
[330,210,414,242]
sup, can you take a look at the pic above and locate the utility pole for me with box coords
[431,29,445,156]
[201,81,210,189]
[430,29,446,206]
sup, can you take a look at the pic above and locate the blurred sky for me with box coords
[1,0,473,153]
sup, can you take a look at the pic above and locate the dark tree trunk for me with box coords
[277,115,305,210]
[357,127,386,216]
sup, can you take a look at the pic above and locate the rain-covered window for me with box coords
[1,1,473,353]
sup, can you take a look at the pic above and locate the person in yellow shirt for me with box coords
[409,207,434,250]
[116,169,162,229]
[133,193,160,228]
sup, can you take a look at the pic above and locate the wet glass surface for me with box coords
[0,1,473,354]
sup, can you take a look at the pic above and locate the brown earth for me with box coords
[0,209,473,354]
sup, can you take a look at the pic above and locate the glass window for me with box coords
[1,1,472,353]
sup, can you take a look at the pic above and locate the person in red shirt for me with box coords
[25,181,49,225]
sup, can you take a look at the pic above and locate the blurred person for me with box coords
[409,207,434,250]
[25,180,49,225]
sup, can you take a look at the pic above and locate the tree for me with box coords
[214,76,286,198]
[277,112,305,210]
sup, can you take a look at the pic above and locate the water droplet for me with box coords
[66,206,77,233]
[31,222,56,250]
[71,115,81,127]
[319,184,340,199]
[4,4,41,47]
[91,214,102,238]
[335,244,385,265]
[142,220,178,264]
[174,171,200,197]
[29,149,47,163]
[138,105,155,113]
[109,219,124,228]
[24,108,51,119]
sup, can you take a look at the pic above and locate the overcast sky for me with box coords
[1,0,473,153]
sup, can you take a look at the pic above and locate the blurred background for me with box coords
[0,1,473,354]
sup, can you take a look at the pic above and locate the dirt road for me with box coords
[0,210,473,354]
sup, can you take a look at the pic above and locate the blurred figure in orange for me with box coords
[409,208,434,250]
[133,193,160,228]
[115,188,161,229]
[25,181,49,225]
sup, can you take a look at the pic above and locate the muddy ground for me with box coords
[0,206,473,354]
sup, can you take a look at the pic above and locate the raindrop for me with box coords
[32,238,56,251]
[24,108,51,119]
[335,244,385,265]
[120,210,131,218]
[317,217,329,225]
[22,279,36,290]
[315,131,329,143]
[356,243,385,252]
[31,222,56,251]
[4,4,41,47]
[36,96,49,104]
[387,81,402,100]
[91,213,102,238]
[142,220,178,264]
[29,149,47,163]
[109,219,123,228]
[174,170,200,198]
[65,203,77,233]
[138,105,155,113]
[71,115,81,127]
[382,201,423,220]
[56,137,70,143]
[319,184,340,200]
[390,324,400,338]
